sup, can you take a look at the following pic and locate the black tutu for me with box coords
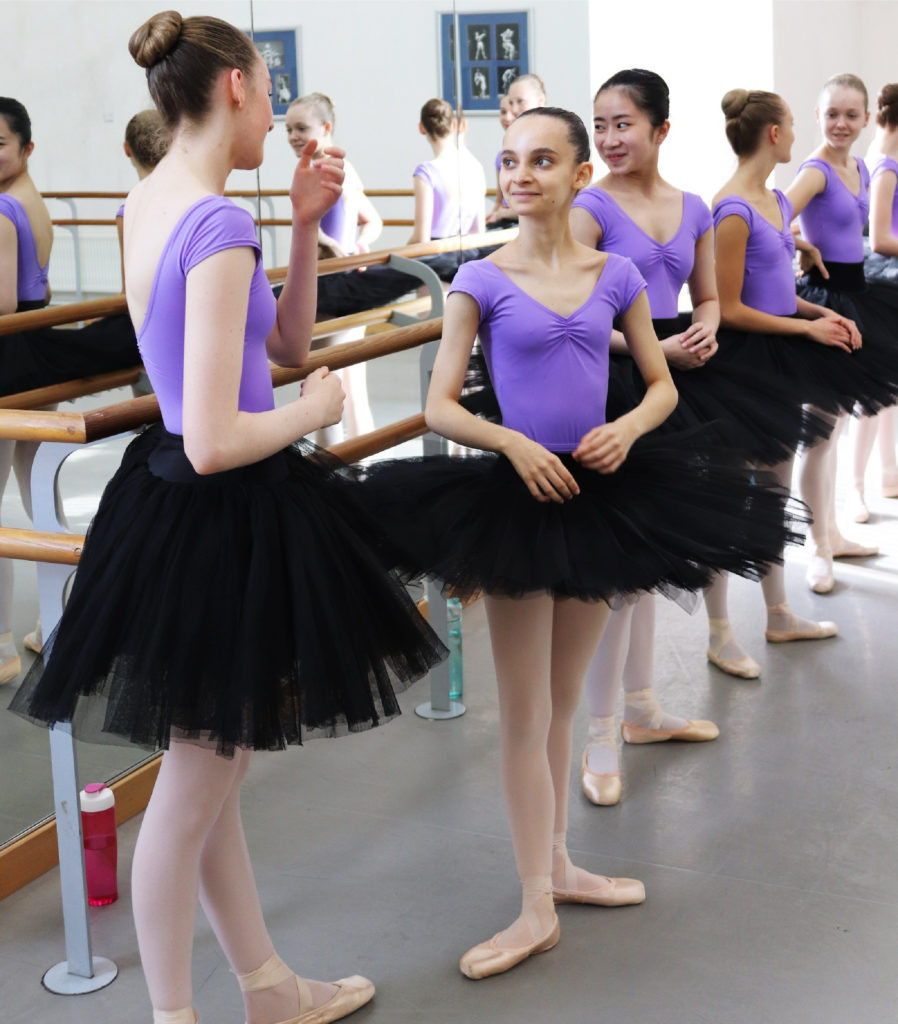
[605,315,832,465]
[8,426,446,756]
[357,434,806,603]
[0,313,141,397]
[865,252,898,290]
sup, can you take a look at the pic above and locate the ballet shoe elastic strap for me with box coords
[235,951,294,992]
[152,1009,197,1024]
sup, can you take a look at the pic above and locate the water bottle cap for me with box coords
[80,784,115,813]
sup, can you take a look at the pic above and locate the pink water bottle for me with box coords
[80,783,118,906]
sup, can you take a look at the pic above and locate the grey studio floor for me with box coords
[3,351,898,1023]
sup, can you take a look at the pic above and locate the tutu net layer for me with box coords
[359,433,806,603]
[9,426,446,756]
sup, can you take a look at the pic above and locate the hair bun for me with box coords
[879,83,898,110]
[129,10,183,69]
[722,88,750,120]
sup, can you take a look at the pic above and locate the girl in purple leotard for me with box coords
[851,84,898,518]
[10,13,444,1024]
[361,106,799,980]
[787,74,898,592]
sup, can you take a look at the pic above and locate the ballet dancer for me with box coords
[0,96,52,685]
[10,12,445,1023]
[851,83,898,519]
[361,106,800,978]
[787,74,891,592]
[485,93,515,226]
[486,74,546,226]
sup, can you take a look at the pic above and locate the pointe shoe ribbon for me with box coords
[236,952,374,1024]
[621,719,719,744]
[459,915,560,980]
[764,615,838,644]
[580,749,621,806]
[552,874,645,907]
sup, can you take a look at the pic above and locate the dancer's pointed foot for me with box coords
[706,617,761,678]
[806,547,835,594]
[619,687,717,743]
[460,880,559,980]
[764,602,838,643]
[829,531,878,558]
[582,715,620,805]
[551,836,645,906]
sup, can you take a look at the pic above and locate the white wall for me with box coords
[773,0,898,187]
[586,0,775,206]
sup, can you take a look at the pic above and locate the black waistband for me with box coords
[652,315,691,337]
[806,261,866,293]
[16,298,49,312]
[147,428,288,485]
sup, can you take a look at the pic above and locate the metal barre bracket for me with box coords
[386,254,444,325]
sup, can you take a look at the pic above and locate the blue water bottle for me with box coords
[447,596,464,701]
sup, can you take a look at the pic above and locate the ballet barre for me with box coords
[0,311,482,992]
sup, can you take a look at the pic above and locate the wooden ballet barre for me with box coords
[0,368,144,411]
[328,412,427,463]
[0,527,84,565]
[0,296,127,336]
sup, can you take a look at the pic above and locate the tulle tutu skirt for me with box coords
[357,434,806,603]
[605,315,832,465]
[8,426,446,756]
[0,314,141,397]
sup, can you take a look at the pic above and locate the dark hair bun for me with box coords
[129,10,183,69]
[721,89,749,120]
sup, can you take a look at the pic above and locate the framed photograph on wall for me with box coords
[440,11,529,113]
[252,29,301,118]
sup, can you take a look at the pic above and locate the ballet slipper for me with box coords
[764,604,837,643]
[846,489,870,524]
[706,619,760,679]
[580,749,621,806]
[551,836,645,906]
[24,630,42,654]
[621,718,719,744]
[0,653,21,685]
[459,908,560,980]
[829,532,878,559]
[236,951,374,1024]
[153,1010,197,1024]
[881,471,898,498]
[806,549,834,594]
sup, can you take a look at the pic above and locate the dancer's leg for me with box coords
[799,409,841,591]
[851,413,879,520]
[481,592,558,949]
[582,602,631,776]
[312,326,372,446]
[197,749,337,1023]
[704,572,760,677]
[620,596,690,731]
[825,414,878,557]
[878,406,898,494]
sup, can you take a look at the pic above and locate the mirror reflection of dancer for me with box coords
[118,108,170,285]
[788,74,889,592]
[10,12,445,1023]
[361,107,799,979]
[856,84,898,516]
[285,93,382,443]
[0,96,52,686]
[486,73,546,225]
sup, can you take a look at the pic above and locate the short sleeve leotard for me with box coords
[797,157,870,264]
[448,254,645,451]
[712,191,798,315]
[414,160,480,238]
[871,155,898,238]
[320,193,359,255]
[137,195,277,435]
[0,193,49,306]
[570,188,711,319]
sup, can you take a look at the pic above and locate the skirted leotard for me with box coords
[572,186,828,464]
[358,255,803,603]
[9,195,446,755]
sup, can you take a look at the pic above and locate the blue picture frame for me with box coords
[252,29,301,118]
[440,11,529,113]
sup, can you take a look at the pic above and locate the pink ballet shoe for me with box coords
[806,551,834,594]
[764,616,838,644]
[580,749,621,806]
[621,719,719,744]
[0,654,21,686]
[847,490,870,524]
[236,951,374,1024]
[153,1010,197,1024]
[459,914,560,980]
[829,534,878,559]
[24,630,42,655]
[552,874,645,907]
[706,644,761,679]
[881,471,898,498]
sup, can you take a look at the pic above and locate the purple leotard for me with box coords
[0,193,49,304]
[571,189,711,318]
[713,191,798,316]
[414,160,479,238]
[448,254,645,451]
[320,193,358,255]
[797,157,870,263]
[871,155,898,238]
[137,195,276,434]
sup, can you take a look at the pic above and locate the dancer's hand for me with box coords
[290,141,345,225]
[661,322,717,369]
[805,316,855,352]
[820,309,862,349]
[797,244,829,280]
[504,434,579,502]
[301,367,345,427]
[574,419,637,474]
